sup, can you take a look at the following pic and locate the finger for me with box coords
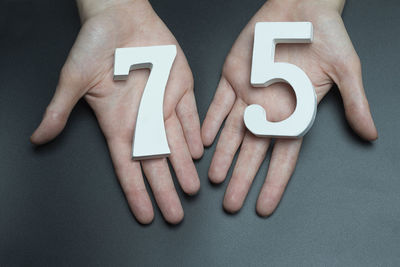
[256,138,303,217]
[30,66,85,145]
[201,77,236,146]
[223,132,271,213]
[142,158,184,224]
[333,55,378,141]
[107,138,154,224]
[166,113,200,196]
[208,100,246,184]
[176,90,204,159]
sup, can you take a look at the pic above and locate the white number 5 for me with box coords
[244,22,317,138]
[114,45,176,160]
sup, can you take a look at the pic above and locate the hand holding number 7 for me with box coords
[114,45,177,160]
[202,0,378,216]
[30,0,203,224]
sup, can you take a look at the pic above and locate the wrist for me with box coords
[76,0,149,22]
[267,0,345,16]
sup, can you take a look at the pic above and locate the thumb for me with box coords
[30,67,85,145]
[333,55,378,141]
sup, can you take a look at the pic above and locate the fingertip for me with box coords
[165,206,184,225]
[363,116,378,141]
[30,109,69,145]
[201,77,235,147]
[191,142,204,160]
[223,193,242,214]
[346,105,378,141]
[256,206,274,218]
[371,130,378,141]
[256,198,276,217]
[126,192,155,225]
[201,125,215,147]
[208,150,232,184]
[223,205,240,214]
[29,130,41,145]
[256,188,282,217]
[136,210,155,225]
[208,169,226,184]
[183,177,200,196]
[29,126,56,146]
[360,125,378,141]
[181,126,205,159]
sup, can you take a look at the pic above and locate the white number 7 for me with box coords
[244,22,317,138]
[114,45,176,160]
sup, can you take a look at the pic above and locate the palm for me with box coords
[63,5,189,126]
[31,1,203,224]
[202,1,377,216]
[225,8,358,119]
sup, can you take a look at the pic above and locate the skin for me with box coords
[30,0,204,224]
[201,0,378,216]
[31,0,378,223]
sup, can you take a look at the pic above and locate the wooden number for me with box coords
[114,45,176,160]
[244,22,317,138]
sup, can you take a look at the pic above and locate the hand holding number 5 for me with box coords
[30,0,203,224]
[245,22,316,138]
[202,0,378,216]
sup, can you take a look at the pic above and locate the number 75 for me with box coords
[114,22,317,160]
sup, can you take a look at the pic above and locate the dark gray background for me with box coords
[0,0,399,266]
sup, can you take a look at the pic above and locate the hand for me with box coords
[30,0,203,224]
[201,0,377,216]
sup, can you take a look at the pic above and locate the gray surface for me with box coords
[1,0,399,266]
